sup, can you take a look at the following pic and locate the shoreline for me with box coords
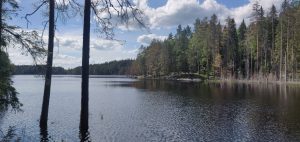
[132,74,300,85]
[12,74,300,85]
[208,79,300,85]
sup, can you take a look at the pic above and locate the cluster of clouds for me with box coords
[8,34,136,68]
[132,0,284,29]
[135,0,284,45]
[137,34,168,45]
[10,0,285,68]
[57,35,124,51]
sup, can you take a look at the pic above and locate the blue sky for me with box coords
[8,0,284,68]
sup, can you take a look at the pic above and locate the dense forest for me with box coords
[13,59,133,75]
[130,0,300,81]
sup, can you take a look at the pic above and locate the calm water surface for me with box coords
[1,75,300,141]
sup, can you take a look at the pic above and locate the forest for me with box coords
[130,1,300,81]
[13,59,133,75]
[1,0,300,141]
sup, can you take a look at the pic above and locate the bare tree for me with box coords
[25,0,81,127]
[40,0,55,128]
[79,0,145,139]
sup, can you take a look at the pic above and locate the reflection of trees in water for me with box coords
[40,125,49,142]
[122,80,300,141]
[0,126,21,142]
[0,110,18,141]
[79,98,90,142]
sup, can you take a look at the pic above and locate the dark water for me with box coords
[1,75,300,141]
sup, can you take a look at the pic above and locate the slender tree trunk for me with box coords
[292,27,295,81]
[0,0,3,51]
[246,47,250,79]
[80,0,91,135]
[264,45,267,74]
[250,48,253,79]
[271,16,275,73]
[280,19,283,81]
[256,30,259,75]
[285,52,287,82]
[40,0,55,128]
[285,17,289,82]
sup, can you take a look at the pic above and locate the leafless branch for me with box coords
[24,0,47,28]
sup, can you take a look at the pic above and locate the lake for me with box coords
[1,75,300,141]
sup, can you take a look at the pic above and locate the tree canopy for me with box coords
[130,1,300,81]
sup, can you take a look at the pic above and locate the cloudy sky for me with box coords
[8,0,284,68]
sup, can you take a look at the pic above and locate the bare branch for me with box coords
[24,0,48,28]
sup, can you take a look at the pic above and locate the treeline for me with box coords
[13,59,133,75]
[130,1,300,81]
[13,65,67,75]
[68,59,133,75]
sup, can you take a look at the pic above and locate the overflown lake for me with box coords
[1,75,300,141]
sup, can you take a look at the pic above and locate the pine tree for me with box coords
[238,20,247,78]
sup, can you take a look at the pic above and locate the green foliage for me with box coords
[130,1,300,81]
[0,0,45,109]
[0,51,21,110]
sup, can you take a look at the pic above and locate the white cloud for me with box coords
[89,0,284,31]
[137,34,167,45]
[8,34,136,68]
[8,0,286,68]
[130,0,284,29]
[56,35,124,51]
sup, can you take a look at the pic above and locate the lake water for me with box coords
[1,75,300,141]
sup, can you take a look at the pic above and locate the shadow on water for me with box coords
[0,110,20,141]
[0,126,22,142]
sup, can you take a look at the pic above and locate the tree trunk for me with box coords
[292,26,295,81]
[285,52,287,82]
[256,28,259,76]
[80,0,91,136]
[280,19,283,81]
[285,17,289,82]
[271,16,275,73]
[40,0,55,128]
[246,47,249,79]
[0,0,3,50]
[250,47,253,79]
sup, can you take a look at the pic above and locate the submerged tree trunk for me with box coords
[80,0,91,135]
[40,0,55,127]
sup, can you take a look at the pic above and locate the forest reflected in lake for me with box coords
[0,75,300,141]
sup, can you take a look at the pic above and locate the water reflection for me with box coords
[40,125,49,142]
[107,80,300,141]
[2,76,300,141]
[79,104,90,142]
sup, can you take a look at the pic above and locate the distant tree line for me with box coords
[130,1,300,81]
[12,65,67,75]
[13,59,133,75]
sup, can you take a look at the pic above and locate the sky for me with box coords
[8,0,284,68]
